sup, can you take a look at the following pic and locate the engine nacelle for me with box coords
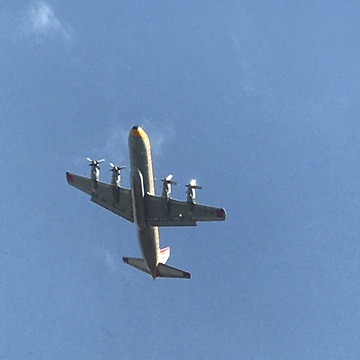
[186,187,195,203]
[110,163,126,188]
[86,158,104,194]
[111,170,120,187]
[161,174,176,209]
[162,182,171,201]
[90,163,100,194]
[186,179,202,204]
[110,164,126,203]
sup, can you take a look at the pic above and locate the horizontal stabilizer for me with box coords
[123,257,150,275]
[156,263,191,279]
[123,257,191,279]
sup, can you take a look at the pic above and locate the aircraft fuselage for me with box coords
[128,126,160,277]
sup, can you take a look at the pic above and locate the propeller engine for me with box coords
[86,157,105,193]
[109,163,126,187]
[186,179,202,204]
[86,157,105,182]
[161,174,177,202]
[86,157,105,167]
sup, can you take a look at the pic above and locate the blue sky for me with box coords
[1,1,360,358]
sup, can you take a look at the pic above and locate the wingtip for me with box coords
[66,172,73,183]
[216,208,226,220]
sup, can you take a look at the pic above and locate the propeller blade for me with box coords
[186,179,202,189]
[87,157,105,165]
[161,174,177,184]
[156,174,177,186]
[109,163,127,171]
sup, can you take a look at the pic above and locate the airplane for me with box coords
[66,126,226,279]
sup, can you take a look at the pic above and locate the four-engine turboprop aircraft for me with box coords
[66,126,226,279]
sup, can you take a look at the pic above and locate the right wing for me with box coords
[145,193,226,227]
[66,172,134,222]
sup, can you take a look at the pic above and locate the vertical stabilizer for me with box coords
[159,246,171,264]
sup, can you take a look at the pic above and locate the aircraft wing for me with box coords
[66,172,134,222]
[145,193,226,227]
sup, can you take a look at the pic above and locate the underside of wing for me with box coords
[66,172,134,222]
[145,193,226,227]
[66,172,92,195]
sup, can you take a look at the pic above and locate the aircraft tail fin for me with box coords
[156,263,191,279]
[158,246,171,264]
[122,257,150,275]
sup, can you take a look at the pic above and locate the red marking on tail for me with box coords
[160,246,170,253]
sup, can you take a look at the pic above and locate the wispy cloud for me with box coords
[140,118,176,157]
[103,126,129,165]
[24,1,74,42]
[30,2,60,32]
[91,245,134,285]
[0,2,75,45]
[85,120,176,166]
[91,245,119,272]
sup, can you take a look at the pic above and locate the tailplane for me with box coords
[123,255,191,279]
[122,257,150,275]
[156,263,191,279]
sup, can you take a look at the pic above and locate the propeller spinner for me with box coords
[186,179,202,189]
[109,163,126,172]
[161,174,177,201]
[86,157,105,168]
[161,174,177,185]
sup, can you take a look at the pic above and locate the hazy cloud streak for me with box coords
[25,1,74,41]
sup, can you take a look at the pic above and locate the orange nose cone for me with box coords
[130,126,147,138]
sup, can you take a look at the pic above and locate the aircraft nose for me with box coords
[130,126,147,138]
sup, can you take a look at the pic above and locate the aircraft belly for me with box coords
[128,136,155,196]
[129,128,160,273]
[137,227,159,273]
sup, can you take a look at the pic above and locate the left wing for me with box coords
[66,172,134,222]
[145,193,226,227]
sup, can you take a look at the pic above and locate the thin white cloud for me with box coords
[140,118,176,157]
[103,126,129,165]
[104,250,117,271]
[30,2,61,32]
[91,245,117,272]
[85,119,175,166]
[91,245,134,285]
[25,1,74,42]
